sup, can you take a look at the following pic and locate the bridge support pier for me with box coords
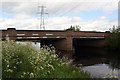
[6,28,17,41]
[53,37,73,51]
[66,37,73,51]
[40,37,73,51]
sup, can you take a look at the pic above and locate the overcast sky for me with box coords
[0,0,119,31]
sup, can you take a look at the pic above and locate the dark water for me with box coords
[17,42,120,78]
[72,47,120,78]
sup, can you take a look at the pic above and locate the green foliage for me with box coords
[2,41,89,78]
[106,26,120,50]
[68,25,81,31]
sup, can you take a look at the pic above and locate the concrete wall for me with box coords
[6,28,17,41]
[1,28,109,51]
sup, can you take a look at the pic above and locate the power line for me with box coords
[37,0,48,30]
[44,3,80,17]
[36,2,80,30]
[37,5,48,30]
[58,3,80,17]
[48,3,66,16]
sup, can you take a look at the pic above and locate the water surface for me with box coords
[16,41,120,78]
[72,47,120,78]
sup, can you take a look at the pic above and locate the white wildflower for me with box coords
[30,73,34,77]
[7,65,9,68]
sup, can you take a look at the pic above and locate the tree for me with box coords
[67,25,81,31]
[106,26,120,50]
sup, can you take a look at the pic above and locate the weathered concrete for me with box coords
[1,28,109,51]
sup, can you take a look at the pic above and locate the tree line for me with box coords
[67,25,81,31]
[106,26,120,50]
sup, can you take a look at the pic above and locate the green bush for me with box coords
[2,41,89,78]
[106,26,120,50]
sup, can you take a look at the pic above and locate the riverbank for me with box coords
[2,41,89,78]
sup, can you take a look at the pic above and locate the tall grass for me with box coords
[2,41,89,78]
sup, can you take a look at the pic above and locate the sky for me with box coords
[0,0,119,31]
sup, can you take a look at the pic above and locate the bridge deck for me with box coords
[1,28,109,51]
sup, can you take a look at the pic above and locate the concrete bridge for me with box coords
[1,28,109,51]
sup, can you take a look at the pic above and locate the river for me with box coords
[16,41,120,78]
[72,47,120,78]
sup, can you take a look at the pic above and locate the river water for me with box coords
[72,47,120,78]
[16,41,120,78]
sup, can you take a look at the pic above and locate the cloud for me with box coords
[0,0,118,16]
[0,0,118,31]
[80,17,117,31]
[0,15,117,31]
[100,16,106,20]
[13,14,31,19]
[1,0,119,2]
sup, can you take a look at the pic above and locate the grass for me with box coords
[2,41,89,78]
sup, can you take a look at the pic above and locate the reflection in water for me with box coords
[82,64,119,78]
[72,47,120,78]
[16,42,120,78]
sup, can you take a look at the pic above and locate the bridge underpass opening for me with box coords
[40,38,65,49]
[17,37,73,51]
[73,38,106,57]
[17,38,66,50]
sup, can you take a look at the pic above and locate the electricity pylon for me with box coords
[37,5,48,30]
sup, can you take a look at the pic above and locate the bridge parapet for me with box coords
[2,28,67,40]
[1,28,109,40]
[1,28,109,51]
[72,31,108,38]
